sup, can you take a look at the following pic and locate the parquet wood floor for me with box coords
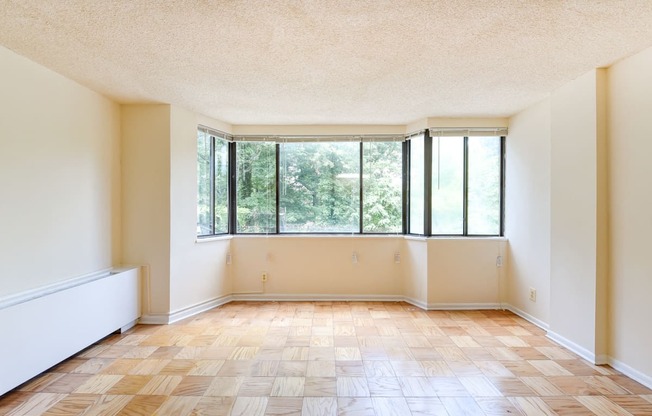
[1,301,651,415]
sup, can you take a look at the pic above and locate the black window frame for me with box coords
[197,127,505,239]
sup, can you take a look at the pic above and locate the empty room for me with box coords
[1,1,652,415]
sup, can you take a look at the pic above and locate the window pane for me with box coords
[363,141,402,233]
[197,130,212,236]
[236,142,276,233]
[279,142,359,233]
[409,134,424,234]
[431,136,464,234]
[468,136,502,235]
[214,137,229,234]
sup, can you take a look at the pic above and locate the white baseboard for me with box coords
[546,330,598,364]
[231,293,404,303]
[403,297,428,310]
[502,303,549,331]
[427,302,501,310]
[607,356,652,389]
[139,294,233,325]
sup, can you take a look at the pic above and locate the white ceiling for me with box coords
[2,1,652,125]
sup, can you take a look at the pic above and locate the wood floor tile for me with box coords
[73,375,123,394]
[337,397,375,416]
[191,396,234,416]
[302,397,337,416]
[458,376,502,397]
[541,396,595,415]
[5,393,65,416]
[475,397,522,415]
[80,394,133,416]
[509,396,557,416]
[270,377,305,397]
[237,377,275,396]
[117,394,167,416]
[40,394,99,415]
[576,395,634,415]
[171,376,213,396]
[367,377,403,397]
[306,361,336,377]
[106,375,152,395]
[440,397,485,415]
[2,302,650,416]
[521,376,565,396]
[372,397,412,416]
[608,395,652,415]
[303,377,337,396]
[153,396,199,416]
[264,397,303,415]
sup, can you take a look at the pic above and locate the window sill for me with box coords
[195,235,233,243]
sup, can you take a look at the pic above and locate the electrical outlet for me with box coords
[394,252,401,264]
[529,288,537,302]
[352,252,358,264]
[496,255,502,267]
[261,272,268,282]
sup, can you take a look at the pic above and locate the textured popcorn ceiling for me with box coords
[2,1,652,125]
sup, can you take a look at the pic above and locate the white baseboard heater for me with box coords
[0,267,140,396]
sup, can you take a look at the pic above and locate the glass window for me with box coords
[467,136,502,235]
[409,134,425,234]
[197,130,212,236]
[279,142,359,233]
[236,142,276,233]
[197,129,229,237]
[363,141,402,233]
[431,136,464,234]
[213,136,229,234]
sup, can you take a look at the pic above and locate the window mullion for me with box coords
[228,141,237,234]
[210,135,216,235]
[402,140,409,235]
[359,142,363,234]
[275,143,280,234]
[463,136,469,236]
[424,129,432,236]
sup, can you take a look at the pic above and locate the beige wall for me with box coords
[505,98,551,325]
[231,236,403,298]
[169,106,231,313]
[548,69,607,361]
[427,239,505,307]
[0,45,121,297]
[121,105,171,316]
[607,46,652,379]
[402,238,428,307]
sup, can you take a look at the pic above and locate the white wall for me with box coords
[169,106,232,314]
[0,45,121,297]
[505,98,551,325]
[607,46,652,381]
[548,69,607,361]
[121,105,171,316]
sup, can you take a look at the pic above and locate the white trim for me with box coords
[168,295,233,324]
[195,235,232,243]
[0,267,143,310]
[426,302,501,310]
[502,303,549,331]
[232,293,404,303]
[607,356,652,389]
[403,297,428,310]
[546,330,597,364]
[139,294,234,325]
[138,313,170,325]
